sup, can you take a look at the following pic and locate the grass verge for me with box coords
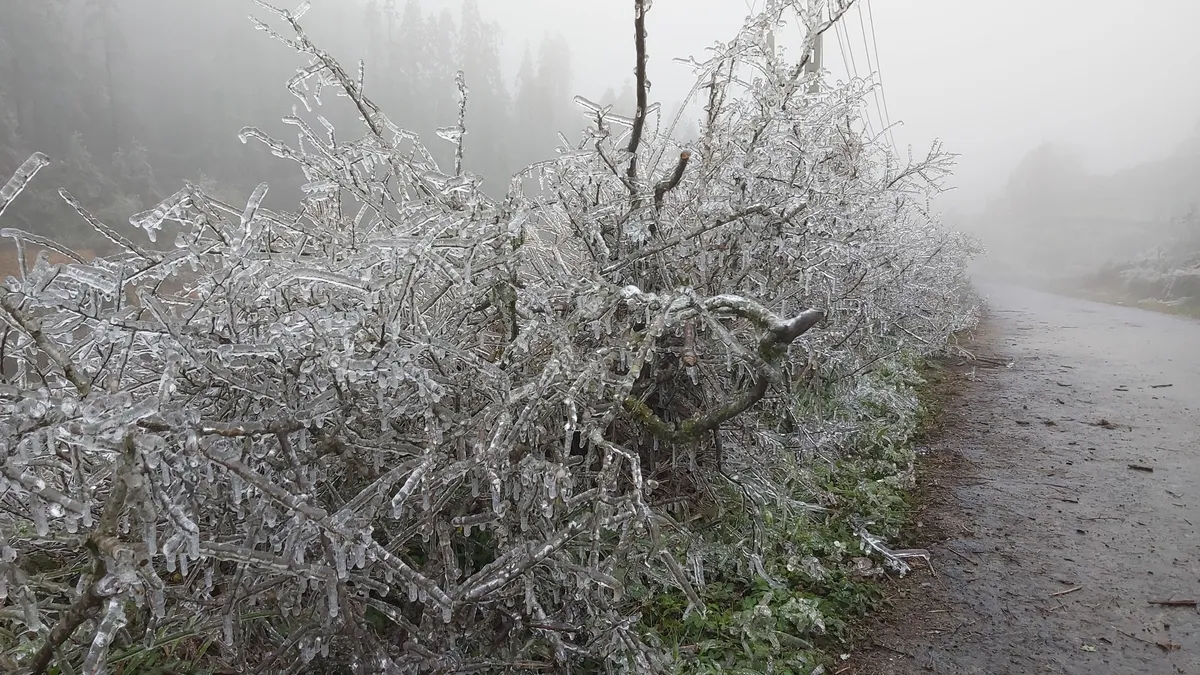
[1036,277,1200,320]
[637,350,959,674]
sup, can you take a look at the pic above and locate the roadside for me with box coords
[1037,276,1200,322]
[846,283,1200,675]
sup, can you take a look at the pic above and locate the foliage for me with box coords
[0,1,976,673]
[638,351,931,674]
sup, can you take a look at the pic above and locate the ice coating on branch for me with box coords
[435,126,463,144]
[129,187,191,242]
[0,152,50,219]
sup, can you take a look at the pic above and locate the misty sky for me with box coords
[469,0,1200,212]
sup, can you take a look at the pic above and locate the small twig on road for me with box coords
[944,545,980,566]
[1113,627,1181,653]
[1149,383,1173,389]
[871,641,915,658]
[1127,464,1154,473]
[1079,515,1124,521]
[1050,586,1082,598]
[1148,599,1196,607]
[1112,627,1157,646]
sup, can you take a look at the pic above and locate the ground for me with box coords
[846,283,1200,675]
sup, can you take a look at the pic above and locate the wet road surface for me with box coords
[852,283,1200,674]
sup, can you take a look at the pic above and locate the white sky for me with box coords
[464,0,1200,212]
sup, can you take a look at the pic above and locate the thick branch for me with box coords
[762,308,826,350]
[138,417,307,438]
[624,304,825,440]
[625,0,649,188]
[788,1,856,85]
[25,581,106,675]
[652,151,691,213]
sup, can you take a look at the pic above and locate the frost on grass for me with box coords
[0,0,976,672]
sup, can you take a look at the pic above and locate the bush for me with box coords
[0,1,976,672]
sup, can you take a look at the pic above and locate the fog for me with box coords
[4,0,1200,284]
[478,0,1200,211]
[481,0,1200,292]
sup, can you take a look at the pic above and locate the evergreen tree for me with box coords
[513,44,543,168]
[458,0,512,186]
[536,34,574,144]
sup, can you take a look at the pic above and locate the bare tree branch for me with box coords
[626,0,650,191]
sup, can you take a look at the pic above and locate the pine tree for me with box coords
[458,0,512,186]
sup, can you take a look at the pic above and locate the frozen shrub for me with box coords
[0,0,975,672]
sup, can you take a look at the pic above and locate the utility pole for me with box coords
[805,17,823,94]
[769,5,823,94]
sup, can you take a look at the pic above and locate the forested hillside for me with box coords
[964,125,1200,283]
[0,0,628,249]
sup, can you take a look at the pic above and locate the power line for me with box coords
[863,0,899,151]
[855,1,892,152]
[832,13,875,138]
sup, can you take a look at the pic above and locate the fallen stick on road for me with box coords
[1050,586,1082,597]
[1149,383,1173,389]
[944,545,980,566]
[1127,464,1154,473]
[1147,599,1196,607]
[1113,627,1182,653]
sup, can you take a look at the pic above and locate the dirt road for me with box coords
[851,283,1200,674]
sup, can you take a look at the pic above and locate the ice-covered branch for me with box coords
[653,151,691,214]
[0,0,977,669]
[625,297,825,441]
[24,442,134,675]
[626,0,651,185]
[0,286,93,396]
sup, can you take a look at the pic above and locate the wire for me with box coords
[864,0,899,151]
[856,1,892,152]
[832,16,875,137]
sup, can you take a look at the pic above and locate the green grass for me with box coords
[637,351,942,674]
